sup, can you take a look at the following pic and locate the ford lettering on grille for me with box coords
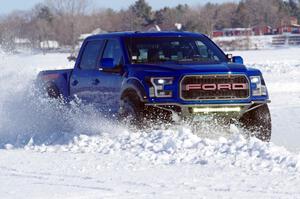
[185,83,248,91]
[181,75,250,100]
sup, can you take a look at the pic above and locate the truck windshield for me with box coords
[125,36,227,64]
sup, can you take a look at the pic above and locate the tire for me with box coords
[239,104,272,142]
[119,92,146,126]
[119,91,173,127]
[46,84,60,99]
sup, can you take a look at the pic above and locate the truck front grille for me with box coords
[180,75,249,100]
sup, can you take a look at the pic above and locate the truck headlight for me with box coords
[250,76,267,96]
[150,77,173,97]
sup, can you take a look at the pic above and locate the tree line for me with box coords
[0,0,299,51]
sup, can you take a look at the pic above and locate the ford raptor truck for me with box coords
[37,32,271,141]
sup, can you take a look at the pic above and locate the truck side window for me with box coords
[102,40,123,66]
[195,40,220,61]
[79,40,103,69]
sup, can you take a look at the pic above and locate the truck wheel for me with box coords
[46,84,60,99]
[120,93,145,126]
[239,104,271,142]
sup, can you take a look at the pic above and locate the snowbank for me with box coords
[24,128,299,172]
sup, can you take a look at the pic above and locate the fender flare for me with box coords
[121,78,148,102]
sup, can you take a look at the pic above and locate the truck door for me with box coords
[94,39,124,114]
[69,40,104,104]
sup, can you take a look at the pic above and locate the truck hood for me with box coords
[130,62,247,73]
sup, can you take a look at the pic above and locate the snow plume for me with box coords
[0,52,80,147]
[0,52,153,147]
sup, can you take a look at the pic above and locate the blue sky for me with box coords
[0,0,239,14]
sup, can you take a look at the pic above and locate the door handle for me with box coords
[72,80,78,86]
[92,79,100,85]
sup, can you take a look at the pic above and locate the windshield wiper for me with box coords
[133,59,174,64]
[176,56,217,64]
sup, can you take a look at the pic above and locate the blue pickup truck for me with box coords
[37,31,271,141]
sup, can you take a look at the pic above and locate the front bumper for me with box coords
[145,100,270,119]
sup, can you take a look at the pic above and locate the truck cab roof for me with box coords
[86,31,205,40]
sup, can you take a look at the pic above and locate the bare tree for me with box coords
[45,0,90,16]
[236,0,289,28]
[45,0,93,49]
[214,3,238,29]
[195,3,218,35]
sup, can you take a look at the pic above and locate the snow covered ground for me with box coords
[0,49,300,198]
[231,48,300,152]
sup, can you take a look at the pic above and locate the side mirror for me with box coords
[100,58,115,69]
[232,56,244,64]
